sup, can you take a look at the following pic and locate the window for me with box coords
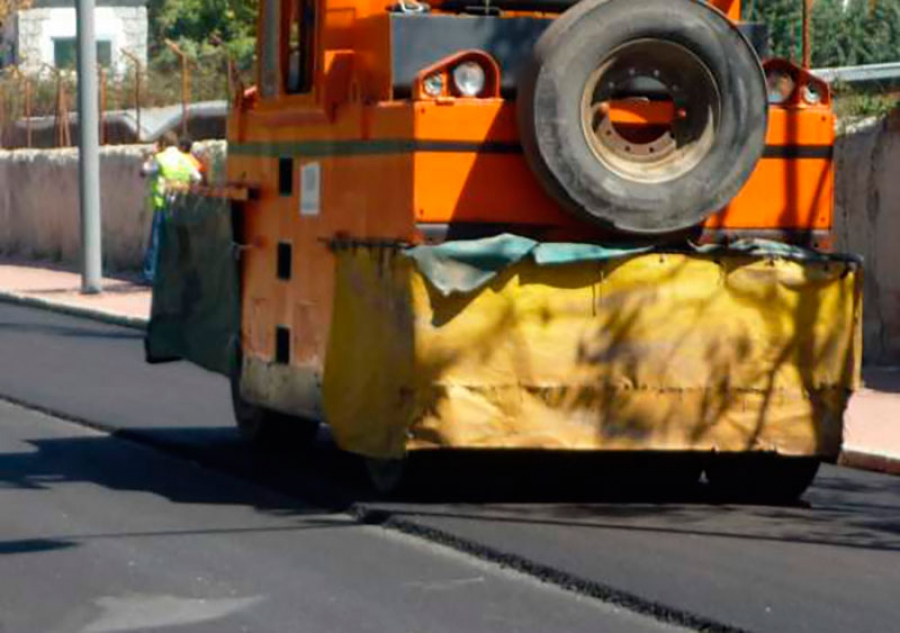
[284,0,315,94]
[259,0,281,98]
[53,38,112,69]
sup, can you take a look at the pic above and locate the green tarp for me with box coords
[145,194,238,376]
[404,233,861,296]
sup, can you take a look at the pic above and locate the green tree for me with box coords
[744,0,802,61]
[746,0,900,67]
[148,0,257,68]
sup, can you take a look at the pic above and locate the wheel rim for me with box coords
[580,39,721,184]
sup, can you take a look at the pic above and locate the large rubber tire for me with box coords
[705,455,821,504]
[364,457,408,496]
[518,0,767,235]
[229,357,319,449]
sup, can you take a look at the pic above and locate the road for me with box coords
[1,400,671,633]
[0,302,898,632]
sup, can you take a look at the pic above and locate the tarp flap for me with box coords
[532,242,654,265]
[324,247,863,460]
[404,234,857,296]
[404,234,538,296]
[405,234,653,296]
[695,238,863,263]
[145,194,238,376]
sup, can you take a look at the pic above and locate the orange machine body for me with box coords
[226,0,835,387]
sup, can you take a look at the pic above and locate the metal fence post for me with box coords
[165,39,190,136]
[802,0,813,69]
[121,48,142,142]
[24,76,32,148]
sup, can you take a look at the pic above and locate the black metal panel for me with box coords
[278,158,294,196]
[390,14,551,96]
[439,0,576,12]
[391,14,769,97]
[275,327,291,364]
[763,145,833,160]
[277,242,293,280]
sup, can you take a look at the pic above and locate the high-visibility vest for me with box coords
[186,153,203,174]
[150,147,198,210]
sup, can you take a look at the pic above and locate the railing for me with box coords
[813,62,900,85]
[0,49,250,149]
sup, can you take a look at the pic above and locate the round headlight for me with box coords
[766,69,796,105]
[802,82,823,105]
[452,62,486,97]
[423,73,444,97]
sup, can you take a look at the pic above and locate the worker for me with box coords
[140,131,202,284]
[178,136,206,183]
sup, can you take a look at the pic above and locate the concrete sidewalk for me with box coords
[0,259,150,329]
[0,258,897,475]
[842,368,900,475]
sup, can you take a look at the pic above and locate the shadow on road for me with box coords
[0,538,77,555]
[3,422,900,557]
[0,318,144,341]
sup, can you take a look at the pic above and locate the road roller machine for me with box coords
[146,0,862,499]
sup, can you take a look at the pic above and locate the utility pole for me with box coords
[76,0,103,293]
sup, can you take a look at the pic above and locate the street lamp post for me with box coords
[75,0,103,294]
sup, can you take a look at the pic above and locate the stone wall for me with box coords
[834,119,900,365]
[0,141,224,272]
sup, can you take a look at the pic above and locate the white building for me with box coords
[3,0,148,75]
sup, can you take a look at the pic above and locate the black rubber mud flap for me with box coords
[517,0,767,235]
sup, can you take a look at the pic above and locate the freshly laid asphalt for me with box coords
[0,401,672,633]
[0,302,898,633]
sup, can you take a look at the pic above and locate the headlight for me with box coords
[766,69,796,105]
[423,73,444,97]
[802,82,823,105]
[452,62,486,97]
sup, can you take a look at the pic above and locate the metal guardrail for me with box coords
[812,62,900,84]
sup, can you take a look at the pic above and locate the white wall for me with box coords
[16,6,147,75]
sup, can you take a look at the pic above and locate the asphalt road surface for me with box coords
[0,400,671,633]
[0,302,898,633]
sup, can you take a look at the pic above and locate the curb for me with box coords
[0,290,148,330]
[839,449,900,476]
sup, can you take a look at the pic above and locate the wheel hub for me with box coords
[581,39,721,184]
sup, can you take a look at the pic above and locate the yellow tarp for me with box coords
[323,249,862,460]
